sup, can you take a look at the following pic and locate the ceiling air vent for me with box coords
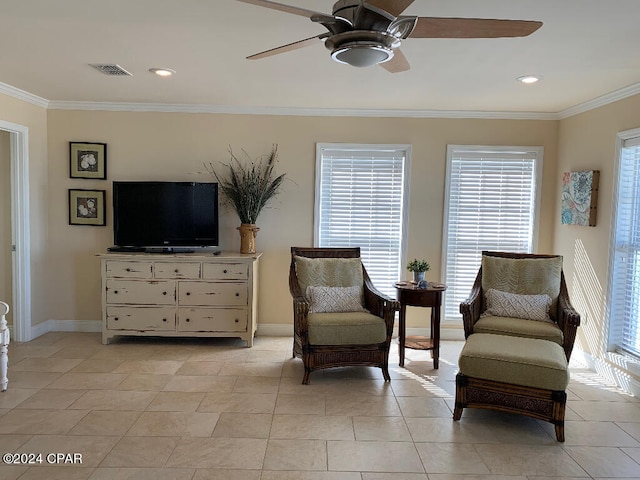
[89,64,132,76]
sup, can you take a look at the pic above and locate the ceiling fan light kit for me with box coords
[239,0,543,73]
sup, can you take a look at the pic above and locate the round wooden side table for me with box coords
[394,282,447,369]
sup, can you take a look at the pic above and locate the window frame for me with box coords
[441,144,544,322]
[607,127,640,358]
[314,143,411,297]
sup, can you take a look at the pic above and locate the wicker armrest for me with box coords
[289,263,310,338]
[558,278,581,360]
[363,277,399,335]
[459,273,483,338]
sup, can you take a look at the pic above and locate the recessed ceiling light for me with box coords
[149,68,176,77]
[517,75,542,84]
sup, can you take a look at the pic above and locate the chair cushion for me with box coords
[295,256,364,299]
[483,289,552,322]
[307,312,387,345]
[482,255,562,319]
[306,285,366,313]
[458,333,569,391]
[473,315,564,345]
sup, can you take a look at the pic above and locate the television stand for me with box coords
[99,252,261,346]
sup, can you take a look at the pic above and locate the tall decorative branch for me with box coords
[205,145,285,225]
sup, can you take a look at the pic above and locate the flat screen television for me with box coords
[112,181,219,251]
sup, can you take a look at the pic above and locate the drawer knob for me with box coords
[223,269,228,274]
[126,268,131,272]
[235,319,239,323]
[114,317,119,321]
[186,292,191,296]
[235,293,240,297]
[174,269,179,273]
[163,292,167,296]
[114,290,119,294]
[162,318,167,322]
[186,318,190,322]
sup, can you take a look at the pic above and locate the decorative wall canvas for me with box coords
[69,142,107,179]
[561,170,600,226]
[69,189,106,226]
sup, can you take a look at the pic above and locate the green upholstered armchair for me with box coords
[289,247,399,384]
[459,251,581,361]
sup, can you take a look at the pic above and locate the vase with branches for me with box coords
[206,144,285,253]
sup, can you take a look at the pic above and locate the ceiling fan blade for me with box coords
[366,0,415,17]
[380,49,410,73]
[236,0,325,18]
[410,17,543,38]
[247,35,325,60]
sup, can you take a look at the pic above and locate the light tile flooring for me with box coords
[1,332,640,480]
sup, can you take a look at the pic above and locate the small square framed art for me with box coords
[69,189,106,226]
[69,142,107,179]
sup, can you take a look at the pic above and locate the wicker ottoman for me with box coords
[454,333,570,441]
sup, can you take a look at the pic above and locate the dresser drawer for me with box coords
[178,308,248,332]
[202,263,248,280]
[106,261,153,279]
[106,279,176,305]
[106,306,176,331]
[155,262,201,279]
[178,282,247,306]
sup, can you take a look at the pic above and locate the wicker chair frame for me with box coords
[455,251,581,442]
[289,247,399,385]
[459,251,581,360]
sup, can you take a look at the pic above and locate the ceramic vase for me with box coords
[237,224,260,254]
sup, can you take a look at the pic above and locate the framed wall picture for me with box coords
[561,170,600,226]
[69,142,107,179]
[69,189,106,226]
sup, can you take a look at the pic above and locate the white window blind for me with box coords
[608,131,640,358]
[315,144,410,297]
[442,145,543,321]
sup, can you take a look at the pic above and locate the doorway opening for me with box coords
[0,120,31,342]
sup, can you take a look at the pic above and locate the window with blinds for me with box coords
[608,129,640,358]
[442,145,543,321]
[315,144,411,297]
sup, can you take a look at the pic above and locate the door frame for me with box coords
[0,120,31,342]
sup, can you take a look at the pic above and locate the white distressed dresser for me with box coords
[99,252,261,346]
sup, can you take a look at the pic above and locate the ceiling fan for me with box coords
[238,0,542,73]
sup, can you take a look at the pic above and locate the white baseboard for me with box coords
[33,320,466,343]
[32,319,101,339]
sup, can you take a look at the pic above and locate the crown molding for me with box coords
[46,100,559,120]
[4,79,639,121]
[0,82,48,109]
[557,81,640,119]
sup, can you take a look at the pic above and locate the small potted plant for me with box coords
[407,258,431,284]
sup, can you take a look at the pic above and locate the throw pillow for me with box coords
[306,285,366,313]
[483,288,552,322]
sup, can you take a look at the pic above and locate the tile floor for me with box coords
[1,332,639,479]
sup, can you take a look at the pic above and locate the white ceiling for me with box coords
[2,0,640,115]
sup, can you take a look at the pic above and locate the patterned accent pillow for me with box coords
[483,288,552,322]
[306,285,366,313]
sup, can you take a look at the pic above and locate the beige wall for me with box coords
[0,130,11,325]
[555,93,640,387]
[0,93,48,328]
[46,109,559,329]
